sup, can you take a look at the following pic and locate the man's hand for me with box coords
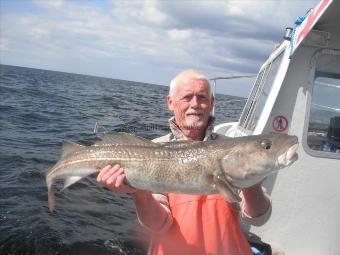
[240,183,270,217]
[97,164,137,193]
[97,165,171,232]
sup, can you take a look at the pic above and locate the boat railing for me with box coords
[209,75,256,117]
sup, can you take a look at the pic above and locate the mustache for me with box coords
[185,109,204,115]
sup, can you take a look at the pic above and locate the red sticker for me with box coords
[272,115,288,132]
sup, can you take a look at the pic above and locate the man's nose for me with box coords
[190,96,199,108]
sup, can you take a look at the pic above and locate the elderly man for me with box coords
[97,69,271,255]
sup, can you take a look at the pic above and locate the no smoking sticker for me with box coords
[272,115,288,132]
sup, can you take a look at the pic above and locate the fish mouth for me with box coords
[287,143,298,161]
[277,143,299,167]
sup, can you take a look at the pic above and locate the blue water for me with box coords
[0,64,245,255]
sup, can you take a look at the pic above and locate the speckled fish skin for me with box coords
[46,133,298,211]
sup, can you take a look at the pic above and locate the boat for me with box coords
[213,0,340,254]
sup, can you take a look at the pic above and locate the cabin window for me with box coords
[307,53,340,155]
[241,51,284,130]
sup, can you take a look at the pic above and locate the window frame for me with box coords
[239,43,287,132]
[238,68,266,128]
[303,48,340,159]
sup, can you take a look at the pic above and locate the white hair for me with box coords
[169,69,211,96]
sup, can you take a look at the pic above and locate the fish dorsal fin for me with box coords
[94,132,159,147]
[61,140,84,159]
[160,141,201,149]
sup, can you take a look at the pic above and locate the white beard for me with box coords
[184,115,205,129]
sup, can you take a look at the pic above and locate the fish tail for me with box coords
[48,187,55,212]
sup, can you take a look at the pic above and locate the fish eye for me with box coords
[260,139,272,150]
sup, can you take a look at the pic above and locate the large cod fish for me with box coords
[46,133,298,211]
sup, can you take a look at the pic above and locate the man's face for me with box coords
[167,79,214,131]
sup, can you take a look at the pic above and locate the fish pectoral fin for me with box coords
[61,140,84,159]
[61,176,83,191]
[214,175,241,203]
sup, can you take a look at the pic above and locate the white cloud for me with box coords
[168,29,192,41]
[33,0,64,9]
[108,0,168,25]
[142,0,168,24]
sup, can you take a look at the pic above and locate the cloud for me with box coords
[168,29,192,41]
[1,0,319,96]
[32,0,65,9]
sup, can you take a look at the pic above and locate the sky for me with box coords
[0,0,319,97]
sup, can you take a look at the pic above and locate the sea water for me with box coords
[0,64,245,255]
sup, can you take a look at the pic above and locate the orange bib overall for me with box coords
[149,194,252,255]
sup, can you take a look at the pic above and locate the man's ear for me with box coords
[167,95,174,112]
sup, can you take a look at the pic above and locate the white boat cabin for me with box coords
[214,0,340,254]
